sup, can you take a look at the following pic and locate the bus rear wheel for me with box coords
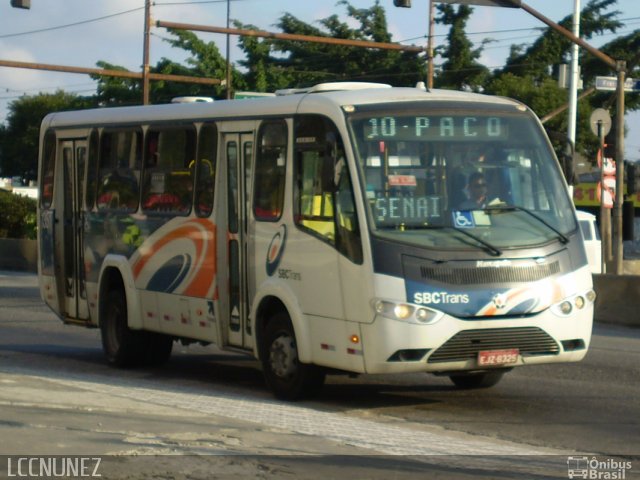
[449,370,506,389]
[261,313,325,401]
[143,332,173,366]
[100,289,145,368]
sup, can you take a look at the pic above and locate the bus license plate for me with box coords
[478,349,519,366]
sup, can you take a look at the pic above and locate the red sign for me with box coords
[597,150,616,175]
[597,177,615,209]
[388,175,417,187]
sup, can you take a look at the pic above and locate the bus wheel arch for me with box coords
[99,280,144,368]
[98,266,173,368]
[255,297,324,400]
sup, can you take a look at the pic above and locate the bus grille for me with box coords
[427,327,560,364]
[420,261,560,285]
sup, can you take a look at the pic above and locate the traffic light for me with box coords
[10,0,30,8]
[393,0,411,7]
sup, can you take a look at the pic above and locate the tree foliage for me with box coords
[236,0,424,88]
[435,4,490,91]
[0,91,93,179]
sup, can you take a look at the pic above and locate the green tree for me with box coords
[434,4,490,91]
[236,0,424,89]
[92,29,244,104]
[486,0,634,159]
[0,91,92,180]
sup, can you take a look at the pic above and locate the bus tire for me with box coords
[449,370,505,389]
[100,289,144,368]
[143,333,173,366]
[261,312,325,401]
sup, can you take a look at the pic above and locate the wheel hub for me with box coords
[269,334,297,378]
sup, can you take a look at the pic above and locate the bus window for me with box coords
[195,123,217,217]
[97,129,142,212]
[294,114,362,261]
[253,121,287,221]
[142,125,196,214]
[334,154,363,263]
[40,130,56,209]
[85,130,99,210]
[294,116,338,242]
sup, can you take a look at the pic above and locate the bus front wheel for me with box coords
[261,313,325,401]
[449,370,506,389]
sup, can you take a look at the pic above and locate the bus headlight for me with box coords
[373,299,442,325]
[393,304,412,320]
[551,289,596,317]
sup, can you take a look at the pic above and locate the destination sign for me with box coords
[363,116,508,141]
[373,195,441,224]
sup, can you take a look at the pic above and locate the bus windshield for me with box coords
[347,103,577,251]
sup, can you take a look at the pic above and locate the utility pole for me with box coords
[427,0,435,89]
[567,0,580,154]
[225,0,232,99]
[142,0,151,105]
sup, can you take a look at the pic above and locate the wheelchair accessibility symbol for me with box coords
[452,210,475,228]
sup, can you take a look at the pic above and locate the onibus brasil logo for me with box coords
[567,456,632,479]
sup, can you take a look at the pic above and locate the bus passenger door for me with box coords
[222,132,254,348]
[57,140,90,322]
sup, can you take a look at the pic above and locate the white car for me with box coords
[577,210,602,274]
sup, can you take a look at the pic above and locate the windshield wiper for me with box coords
[421,225,502,257]
[483,205,569,244]
[448,226,502,256]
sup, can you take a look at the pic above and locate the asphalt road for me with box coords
[0,270,638,479]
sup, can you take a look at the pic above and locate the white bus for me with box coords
[37,82,595,399]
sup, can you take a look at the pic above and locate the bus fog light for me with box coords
[586,290,596,303]
[559,301,572,315]
[415,308,434,323]
[574,296,585,309]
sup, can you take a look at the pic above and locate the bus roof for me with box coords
[42,83,527,130]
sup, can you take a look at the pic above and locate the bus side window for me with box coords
[40,130,56,209]
[195,123,217,217]
[96,129,142,212]
[294,115,362,262]
[253,121,287,221]
[142,126,196,214]
[85,130,99,210]
[334,154,363,264]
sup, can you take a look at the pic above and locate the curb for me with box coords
[0,238,37,272]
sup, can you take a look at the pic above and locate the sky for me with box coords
[1,0,639,160]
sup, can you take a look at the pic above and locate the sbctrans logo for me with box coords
[567,456,633,479]
[266,225,287,276]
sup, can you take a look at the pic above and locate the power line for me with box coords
[0,6,146,39]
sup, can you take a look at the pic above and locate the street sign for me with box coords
[598,178,615,209]
[590,108,611,137]
[594,76,640,92]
